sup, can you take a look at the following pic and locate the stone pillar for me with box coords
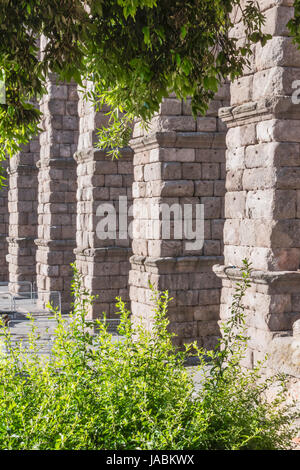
[35,75,78,312]
[215,1,300,369]
[74,87,133,319]
[6,141,39,291]
[0,161,8,282]
[129,91,229,348]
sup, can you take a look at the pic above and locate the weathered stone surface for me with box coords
[217,1,300,397]
[75,85,134,318]
[2,8,300,404]
[7,142,39,292]
[129,94,228,346]
[35,76,79,312]
[0,160,9,282]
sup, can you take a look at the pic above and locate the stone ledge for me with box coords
[214,264,300,285]
[220,96,300,128]
[75,246,132,260]
[36,157,76,169]
[74,146,133,163]
[7,237,36,246]
[34,238,76,248]
[7,164,38,176]
[131,255,223,273]
[130,131,226,152]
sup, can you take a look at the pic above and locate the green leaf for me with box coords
[142,26,150,45]
[180,25,187,39]
[203,76,219,92]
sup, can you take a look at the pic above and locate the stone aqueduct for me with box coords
[1,1,300,380]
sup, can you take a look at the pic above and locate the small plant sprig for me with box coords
[209,259,252,379]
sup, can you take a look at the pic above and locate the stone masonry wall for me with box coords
[1,5,299,394]
[75,86,133,319]
[35,74,78,312]
[215,0,300,377]
[7,140,39,292]
[129,91,229,348]
[0,160,8,282]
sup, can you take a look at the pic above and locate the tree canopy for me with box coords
[0,1,272,166]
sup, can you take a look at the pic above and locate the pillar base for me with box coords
[6,237,37,293]
[75,246,132,319]
[130,255,223,348]
[35,238,76,313]
[214,264,300,372]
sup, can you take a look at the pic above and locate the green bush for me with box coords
[0,260,298,450]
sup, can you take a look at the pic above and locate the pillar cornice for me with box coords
[220,96,300,128]
[131,131,226,152]
[74,146,133,164]
[34,238,76,248]
[214,264,300,286]
[74,246,132,260]
[7,164,38,176]
[7,236,36,245]
[36,157,76,169]
[131,254,223,271]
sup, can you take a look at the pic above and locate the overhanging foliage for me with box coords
[0,1,270,164]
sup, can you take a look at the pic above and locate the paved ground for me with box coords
[0,285,122,357]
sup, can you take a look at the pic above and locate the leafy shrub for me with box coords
[0,260,298,450]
